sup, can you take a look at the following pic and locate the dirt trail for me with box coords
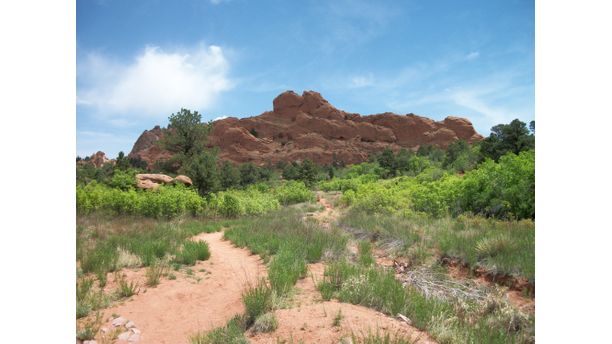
[311,191,340,229]
[248,263,437,344]
[100,231,267,344]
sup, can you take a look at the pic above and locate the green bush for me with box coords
[326,150,534,220]
[76,183,204,218]
[273,180,315,205]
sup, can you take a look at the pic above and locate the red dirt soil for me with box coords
[248,263,437,344]
[98,231,267,344]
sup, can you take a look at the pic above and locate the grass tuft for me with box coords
[190,315,249,344]
[174,240,211,265]
[251,312,278,333]
[242,280,273,325]
[114,272,139,298]
[146,260,167,287]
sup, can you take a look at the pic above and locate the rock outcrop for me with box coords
[135,174,174,189]
[174,175,193,186]
[128,90,483,167]
[135,173,194,189]
[89,151,111,168]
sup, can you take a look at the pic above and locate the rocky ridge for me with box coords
[128,90,483,167]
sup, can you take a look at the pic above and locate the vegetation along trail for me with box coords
[101,231,267,344]
[248,262,437,343]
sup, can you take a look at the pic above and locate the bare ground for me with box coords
[97,231,267,344]
[247,263,437,344]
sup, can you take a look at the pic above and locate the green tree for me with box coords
[377,148,397,178]
[184,151,220,195]
[128,156,148,170]
[115,151,130,171]
[160,108,212,169]
[239,163,260,186]
[220,161,241,189]
[480,119,535,161]
[395,148,414,174]
[298,159,319,186]
[282,162,300,180]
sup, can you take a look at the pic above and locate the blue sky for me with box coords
[77,0,534,158]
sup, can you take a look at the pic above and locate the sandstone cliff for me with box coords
[128,90,482,167]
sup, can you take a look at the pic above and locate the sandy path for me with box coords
[248,263,437,344]
[101,231,267,344]
[311,192,340,230]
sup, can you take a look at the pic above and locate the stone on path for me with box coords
[112,316,128,327]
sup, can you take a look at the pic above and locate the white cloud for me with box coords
[78,44,233,120]
[212,115,228,121]
[350,74,374,88]
[465,51,480,60]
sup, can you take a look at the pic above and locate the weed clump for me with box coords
[190,315,249,344]
[242,280,273,325]
[114,272,139,298]
[146,260,167,287]
[174,240,210,265]
[251,312,278,333]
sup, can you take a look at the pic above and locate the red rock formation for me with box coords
[89,151,111,168]
[128,90,483,167]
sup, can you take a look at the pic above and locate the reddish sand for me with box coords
[100,231,267,344]
[248,263,437,344]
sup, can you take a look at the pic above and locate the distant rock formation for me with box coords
[128,90,483,167]
[88,151,111,168]
[135,173,192,189]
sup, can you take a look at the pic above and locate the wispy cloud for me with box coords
[78,44,233,121]
[464,51,480,60]
[349,74,375,88]
[386,70,533,133]
[314,0,400,54]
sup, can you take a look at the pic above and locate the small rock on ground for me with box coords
[112,316,128,327]
[118,331,131,341]
[128,333,140,342]
[125,320,136,328]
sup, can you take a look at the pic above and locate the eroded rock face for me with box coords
[128,90,483,167]
[89,151,111,168]
[135,174,174,189]
[135,174,194,189]
[175,175,193,186]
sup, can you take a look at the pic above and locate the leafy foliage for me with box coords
[322,150,534,220]
[480,119,535,161]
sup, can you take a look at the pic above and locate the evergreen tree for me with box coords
[220,161,241,189]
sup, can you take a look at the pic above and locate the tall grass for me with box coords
[76,277,110,319]
[340,210,535,281]
[319,260,534,344]
[224,208,347,295]
[77,216,228,285]
[190,315,249,344]
[242,280,273,325]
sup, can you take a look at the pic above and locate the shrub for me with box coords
[273,180,315,205]
[76,183,204,218]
